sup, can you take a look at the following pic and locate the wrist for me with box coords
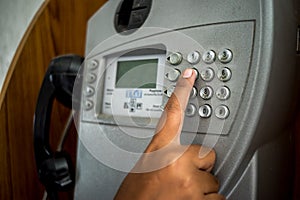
[114,172,159,200]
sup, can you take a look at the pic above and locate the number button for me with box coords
[215,105,230,119]
[217,67,232,82]
[199,86,213,100]
[199,104,212,118]
[186,104,197,117]
[202,50,216,64]
[216,86,230,100]
[187,51,201,64]
[192,68,199,80]
[200,67,214,82]
[190,87,198,99]
[218,48,233,63]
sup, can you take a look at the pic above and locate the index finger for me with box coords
[146,68,197,151]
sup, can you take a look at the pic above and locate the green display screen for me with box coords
[115,59,158,88]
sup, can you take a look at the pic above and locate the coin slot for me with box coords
[115,0,152,34]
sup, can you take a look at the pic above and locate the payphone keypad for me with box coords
[165,48,233,123]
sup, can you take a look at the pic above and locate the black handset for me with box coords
[33,55,83,198]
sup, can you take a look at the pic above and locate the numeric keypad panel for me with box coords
[163,47,240,135]
[164,48,233,117]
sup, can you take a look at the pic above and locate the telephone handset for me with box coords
[33,55,83,197]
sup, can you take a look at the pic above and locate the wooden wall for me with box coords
[0,0,106,199]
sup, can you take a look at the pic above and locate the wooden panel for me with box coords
[5,11,54,199]
[2,0,107,199]
[0,99,12,200]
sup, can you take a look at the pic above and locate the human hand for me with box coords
[114,68,225,200]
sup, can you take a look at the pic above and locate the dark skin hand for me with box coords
[114,68,225,200]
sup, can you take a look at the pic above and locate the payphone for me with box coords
[34,0,300,199]
[74,0,300,199]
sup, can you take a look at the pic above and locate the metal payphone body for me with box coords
[75,0,300,199]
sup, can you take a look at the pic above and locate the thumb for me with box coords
[147,68,197,151]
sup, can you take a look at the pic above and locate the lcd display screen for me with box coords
[115,59,158,88]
